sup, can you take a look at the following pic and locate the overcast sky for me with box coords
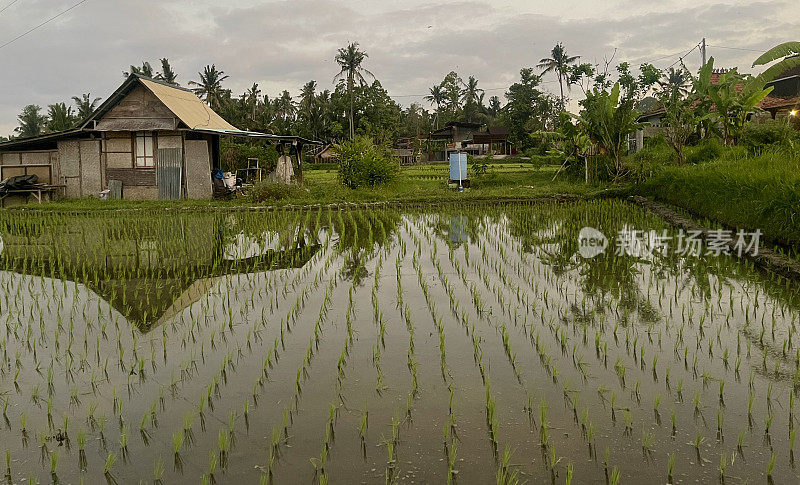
[0,0,798,135]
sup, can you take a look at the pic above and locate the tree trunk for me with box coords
[348,75,355,139]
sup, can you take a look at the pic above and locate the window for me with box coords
[134,131,155,168]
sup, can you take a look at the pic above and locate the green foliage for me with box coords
[577,83,643,178]
[219,139,279,172]
[248,181,306,203]
[684,138,724,164]
[739,120,799,154]
[639,149,800,246]
[335,136,399,189]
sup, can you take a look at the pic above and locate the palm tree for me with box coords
[189,65,229,110]
[537,42,580,110]
[72,93,101,121]
[462,75,484,105]
[246,83,261,121]
[159,58,178,85]
[299,80,319,137]
[658,67,690,98]
[46,103,76,132]
[488,96,502,118]
[424,84,445,129]
[334,42,374,139]
[15,105,47,138]
[123,61,155,78]
[275,90,297,121]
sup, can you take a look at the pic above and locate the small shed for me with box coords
[0,74,317,201]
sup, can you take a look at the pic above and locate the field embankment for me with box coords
[636,150,800,247]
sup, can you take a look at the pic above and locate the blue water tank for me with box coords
[449,153,467,181]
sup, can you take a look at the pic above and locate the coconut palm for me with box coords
[123,61,155,78]
[71,93,101,121]
[15,105,47,138]
[658,67,690,98]
[462,75,484,105]
[537,42,580,110]
[46,103,76,132]
[189,65,230,110]
[424,85,446,129]
[246,83,261,121]
[159,58,178,85]
[488,96,502,118]
[334,42,374,139]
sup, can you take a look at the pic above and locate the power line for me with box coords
[0,0,89,51]
[0,0,21,15]
[707,44,763,53]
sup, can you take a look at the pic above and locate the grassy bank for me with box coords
[6,163,622,212]
[637,150,800,246]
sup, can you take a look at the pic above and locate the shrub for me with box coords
[684,138,724,165]
[220,139,279,172]
[335,136,399,189]
[739,120,799,154]
[248,181,304,203]
[633,136,676,166]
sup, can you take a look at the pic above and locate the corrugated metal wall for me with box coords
[157,148,182,200]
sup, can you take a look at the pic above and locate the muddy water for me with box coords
[0,201,798,484]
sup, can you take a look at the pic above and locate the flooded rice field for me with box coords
[0,200,799,484]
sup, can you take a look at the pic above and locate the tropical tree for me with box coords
[696,58,773,145]
[334,42,374,139]
[123,61,155,78]
[246,83,261,121]
[440,71,464,118]
[159,58,178,84]
[577,82,644,178]
[72,93,101,121]
[15,105,48,138]
[658,67,691,98]
[424,84,445,129]
[488,96,502,118]
[189,65,230,110]
[538,42,580,110]
[462,75,485,123]
[498,67,558,150]
[46,103,76,132]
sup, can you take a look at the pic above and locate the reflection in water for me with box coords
[1,202,800,484]
[0,213,322,330]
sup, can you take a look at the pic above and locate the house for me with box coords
[630,65,800,152]
[760,62,800,118]
[420,121,512,161]
[0,73,317,202]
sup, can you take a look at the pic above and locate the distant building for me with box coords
[630,66,800,152]
[0,73,316,201]
[420,121,512,161]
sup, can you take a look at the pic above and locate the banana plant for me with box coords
[752,41,800,82]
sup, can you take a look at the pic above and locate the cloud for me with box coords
[0,0,797,134]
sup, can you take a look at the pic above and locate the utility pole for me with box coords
[701,38,707,66]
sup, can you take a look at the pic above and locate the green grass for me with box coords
[5,164,618,212]
[637,149,800,246]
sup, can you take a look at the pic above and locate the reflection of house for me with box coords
[420,122,512,161]
[0,74,316,201]
[0,214,321,330]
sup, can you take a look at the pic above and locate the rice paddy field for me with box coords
[1,199,799,484]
